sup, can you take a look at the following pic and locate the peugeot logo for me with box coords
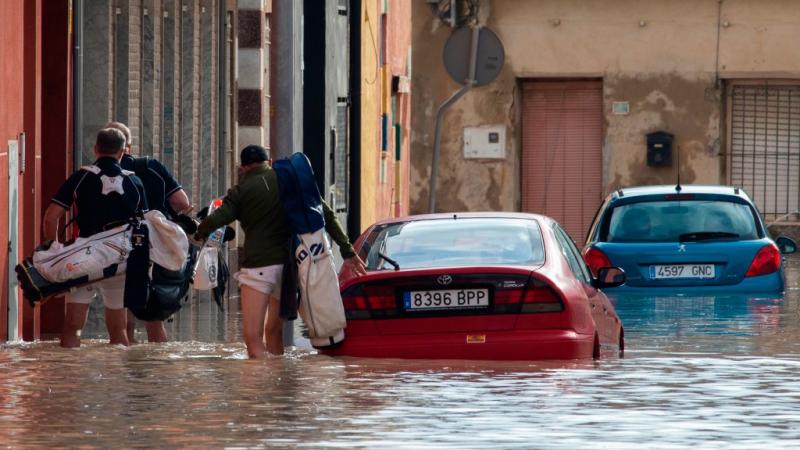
[437,275,453,285]
[678,244,687,253]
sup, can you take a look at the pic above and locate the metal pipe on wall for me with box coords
[428,25,480,213]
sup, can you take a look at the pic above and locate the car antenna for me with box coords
[675,144,682,193]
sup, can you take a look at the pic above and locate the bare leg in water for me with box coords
[145,321,168,343]
[61,303,129,347]
[264,296,283,355]
[240,285,283,358]
[126,310,138,344]
[126,311,168,343]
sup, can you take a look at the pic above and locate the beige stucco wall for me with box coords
[410,0,800,214]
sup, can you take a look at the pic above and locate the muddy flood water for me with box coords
[3,258,800,448]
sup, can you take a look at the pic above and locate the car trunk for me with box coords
[341,267,562,335]
[595,240,767,287]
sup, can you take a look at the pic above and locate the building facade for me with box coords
[411,0,800,241]
[357,0,412,231]
[0,0,412,342]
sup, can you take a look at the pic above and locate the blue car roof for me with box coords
[609,185,752,203]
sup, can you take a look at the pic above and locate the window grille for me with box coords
[729,84,800,220]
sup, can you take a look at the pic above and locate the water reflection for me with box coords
[2,260,800,447]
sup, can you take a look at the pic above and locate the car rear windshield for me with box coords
[604,200,759,243]
[363,218,545,270]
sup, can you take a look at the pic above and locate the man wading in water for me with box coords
[106,121,192,343]
[195,145,366,358]
[43,128,148,347]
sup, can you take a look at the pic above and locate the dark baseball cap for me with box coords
[240,145,270,165]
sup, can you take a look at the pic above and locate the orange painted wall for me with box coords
[0,0,27,341]
[0,0,44,341]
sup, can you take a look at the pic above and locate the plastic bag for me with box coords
[193,246,219,290]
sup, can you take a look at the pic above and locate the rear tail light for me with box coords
[745,243,781,277]
[363,285,396,310]
[341,284,397,319]
[455,278,562,314]
[520,281,563,313]
[583,247,612,277]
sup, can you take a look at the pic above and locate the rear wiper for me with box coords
[679,231,739,242]
[378,252,400,271]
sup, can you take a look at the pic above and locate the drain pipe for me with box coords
[72,0,83,168]
[428,26,480,213]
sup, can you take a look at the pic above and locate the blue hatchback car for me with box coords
[582,185,797,294]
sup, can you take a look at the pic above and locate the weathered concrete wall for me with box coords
[410,0,800,214]
[604,73,722,189]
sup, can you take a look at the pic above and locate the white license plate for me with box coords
[650,264,715,279]
[403,288,490,310]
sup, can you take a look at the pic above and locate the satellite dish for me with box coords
[442,27,505,87]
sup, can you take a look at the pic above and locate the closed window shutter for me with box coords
[521,81,603,241]
[334,102,349,213]
[730,84,800,220]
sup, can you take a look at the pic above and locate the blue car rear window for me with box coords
[364,218,545,270]
[605,200,759,242]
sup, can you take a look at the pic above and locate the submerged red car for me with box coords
[322,213,626,360]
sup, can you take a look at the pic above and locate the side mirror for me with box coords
[593,267,626,289]
[776,236,797,255]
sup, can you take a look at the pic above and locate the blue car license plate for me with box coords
[403,288,490,311]
[650,264,715,279]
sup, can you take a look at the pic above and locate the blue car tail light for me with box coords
[583,247,612,277]
[745,243,781,277]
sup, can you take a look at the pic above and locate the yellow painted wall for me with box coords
[359,0,381,231]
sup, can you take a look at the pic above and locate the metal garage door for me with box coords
[521,80,603,242]
[729,83,800,221]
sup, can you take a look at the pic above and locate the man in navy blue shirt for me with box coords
[43,128,148,348]
[107,122,191,343]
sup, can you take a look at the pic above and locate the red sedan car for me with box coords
[323,213,626,360]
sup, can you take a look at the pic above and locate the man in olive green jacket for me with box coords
[195,145,366,359]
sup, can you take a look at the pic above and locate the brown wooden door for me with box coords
[521,80,603,242]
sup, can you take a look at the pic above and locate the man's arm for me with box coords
[152,159,191,214]
[43,203,68,242]
[167,189,192,215]
[322,201,355,257]
[196,188,240,240]
[322,201,367,276]
[45,171,81,242]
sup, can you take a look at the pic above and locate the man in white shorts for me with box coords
[195,145,365,358]
[42,128,148,347]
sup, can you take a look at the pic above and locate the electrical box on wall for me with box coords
[646,131,673,167]
[464,126,505,159]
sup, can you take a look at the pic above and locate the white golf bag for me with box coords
[296,229,346,347]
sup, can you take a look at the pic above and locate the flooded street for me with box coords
[3,259,800,448]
